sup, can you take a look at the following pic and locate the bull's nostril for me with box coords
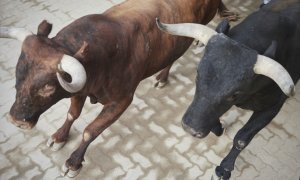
[194,132,204,138]
[181,120,211,138]
[7,114,33,130]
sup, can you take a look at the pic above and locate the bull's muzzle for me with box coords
[181,121,210,139]
[8,114,35,130]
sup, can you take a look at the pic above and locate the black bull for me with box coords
[157,0,300,179]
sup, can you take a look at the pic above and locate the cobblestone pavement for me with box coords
[0,0,300,180]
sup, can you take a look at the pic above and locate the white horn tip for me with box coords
[288,85,296,97]
[254,55,295,98]
[156,17,166,31]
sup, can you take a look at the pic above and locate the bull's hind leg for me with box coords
[218,2,240,22]
[61,96,133,177]
[47,95,86,151]
[155,64,172,88]
[215,96,286,180]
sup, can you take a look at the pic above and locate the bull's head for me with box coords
[0,20,87,130]
[156,18,295,138]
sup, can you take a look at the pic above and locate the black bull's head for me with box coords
[183,35,259,138]
[156,19,295,138]
[0,21,87,130]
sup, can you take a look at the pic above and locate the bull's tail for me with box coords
[218,2,240,22]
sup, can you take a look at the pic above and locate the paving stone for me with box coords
[130,152,152,169]
[0,131,8,143]
[18,156,34,170]
[0,133,25,153]
[186,165,204,179]
[0,153,12,170]
[123,165,144,180]
[203,150,223,166]
[112,152,134,171]
[0,167,18,180]
[0,0,299,180]
[23,166,42,180]
[102,168,123,180]
[28,149,53,171]
[41,166,61,179]
[141,168,159,180]
[235,165,259,180]
[20,134,45,153]
[149,121,168,136]
[175,136,194,153]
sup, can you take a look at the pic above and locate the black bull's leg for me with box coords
[215,96,287,179]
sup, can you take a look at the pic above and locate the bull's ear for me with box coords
[215,19,230,34]
[74,41,89,60]
[37,20,52,37]
[263,41,277,59]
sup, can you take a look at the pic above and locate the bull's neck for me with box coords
[51,19,130,96]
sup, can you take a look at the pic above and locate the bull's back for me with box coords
[104,0,221,78]
[229,0,300,55]
[230,0,300,109]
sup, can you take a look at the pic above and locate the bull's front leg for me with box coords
[47,95,86,151]
[215,96,286,180]
[61,96,133,177]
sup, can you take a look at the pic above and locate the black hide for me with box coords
[182,34,257,136]
[182,0,300,179]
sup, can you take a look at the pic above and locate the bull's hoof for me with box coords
[220,10,240,22]
[61,163,82,178]
[46,137,66,151]
[215,166,231,180]
[154,80,167,89]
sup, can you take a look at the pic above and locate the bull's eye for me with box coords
[38,84,56,97]
[22,99,27,106]
[226,91,241,102]
[21,97,31,106]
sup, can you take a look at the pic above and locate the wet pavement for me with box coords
[0,0,300,179]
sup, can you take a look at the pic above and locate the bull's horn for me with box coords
[156,18,217,45]
[253,55,295,97]
[56,55,87,93]
[0,27,32,41]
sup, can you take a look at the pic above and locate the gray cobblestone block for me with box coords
[186,165,203,179]
[0,153,12,170]
[103,166,124,180]
[20,134,45,153]
[123,165,144,180]
[0,0,299,179]
[28,149,53,171]
[18,156,33,170]
[141,168,159,180]
[112,152,134,170]
[0,167,18,180]
[0,133,25,153]
[23,166,42,180]
[175,137,193,153]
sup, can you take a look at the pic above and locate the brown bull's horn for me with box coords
[0,27,32,41]
[56,55,87,93]
[254,55,295,97]
[156,18,217,45]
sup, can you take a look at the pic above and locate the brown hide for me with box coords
[53,0,222,104]
[7,0,231,176]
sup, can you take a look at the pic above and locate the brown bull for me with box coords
[0,0,236,177]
